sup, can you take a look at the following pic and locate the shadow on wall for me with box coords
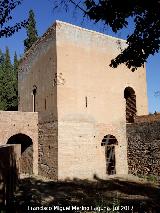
[0,145,20,208]
[7,134,33,174]
[13,174,160,212]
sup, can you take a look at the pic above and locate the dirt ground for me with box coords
[5,174,160,212]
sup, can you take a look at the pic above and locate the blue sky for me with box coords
[0,0,160,113]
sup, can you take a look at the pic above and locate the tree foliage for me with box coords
[12,51,18,108]
[0,0,27,38]
[0,1,27,111]
[24,10,38,52]
[0,48,18,110]
[53,0,160,71]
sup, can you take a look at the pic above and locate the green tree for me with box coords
[0,0,27,38]
[24,10,38,52]
[13,52,18,69]
[0,47,18,111]
[0,49,6,109]
[12,52,19,109]
[53,0,160,71]
[3,47,14,110]
[0,47,10,110]
[0,49,5,64]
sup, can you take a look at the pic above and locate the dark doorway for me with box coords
[7,134,33,174]
[124,87,136,123]
[102,135,118,175]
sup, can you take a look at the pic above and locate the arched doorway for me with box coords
[102,135,118,175]
[124,87,136,123]
[7,134,33,174]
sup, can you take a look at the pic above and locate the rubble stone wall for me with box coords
[38,112,58,180]
[127,121,160,176]
[20,144,33,174]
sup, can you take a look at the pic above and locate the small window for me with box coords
[45,98,47,110]
[32,85,37,112]
[85,96,88,108]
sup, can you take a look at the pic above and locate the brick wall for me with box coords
[127,121,160,176]
[0,111,38,175]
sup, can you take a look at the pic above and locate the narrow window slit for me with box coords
[45,98,47,110]
[85,96,88,108]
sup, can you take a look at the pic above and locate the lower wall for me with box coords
[38,114,58,180]
[127,121,160,176]
[58,120,128,180]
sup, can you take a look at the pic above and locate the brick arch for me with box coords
[124,86,136,123]
[7,133,33,174]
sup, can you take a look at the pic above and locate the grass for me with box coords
[137,174,159,184]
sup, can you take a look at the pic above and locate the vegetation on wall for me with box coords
[0,48,18,111]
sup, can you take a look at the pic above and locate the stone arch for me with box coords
[7,133,33,174]
[124,87,136,123]
[102,134,118,175]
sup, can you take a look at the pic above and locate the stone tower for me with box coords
[19,21,148,180]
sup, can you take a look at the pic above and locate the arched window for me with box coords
[7,134,33,174]
[102,135,118,175]
[124,87,136,123]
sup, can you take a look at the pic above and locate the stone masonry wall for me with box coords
[20,145,33,174]
[135,113,160,123]
[38,112,58,180]
[127,120,160,177]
